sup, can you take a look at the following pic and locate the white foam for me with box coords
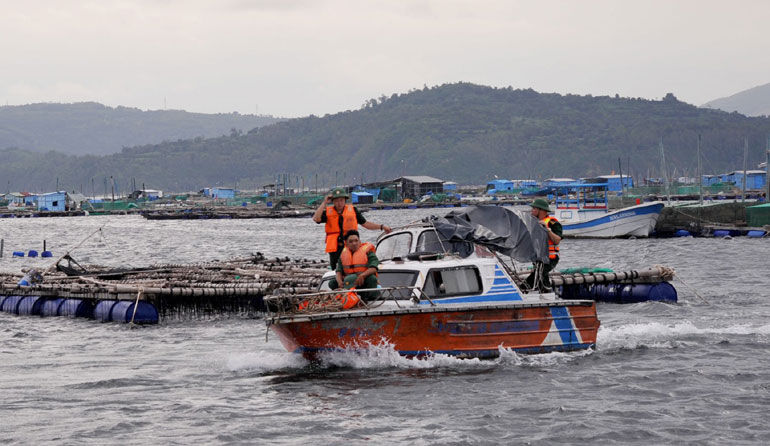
[598,321,770,350]
[317,341,486,369]
[225,351,309,372]
[496,345,594,367]
[311,342,594,369]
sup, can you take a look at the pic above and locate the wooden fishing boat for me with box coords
[265,206,600,359]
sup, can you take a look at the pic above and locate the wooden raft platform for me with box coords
[0,254,328,319]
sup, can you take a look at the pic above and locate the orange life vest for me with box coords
[297,289,361,311]
[325,204,358,253]
[340,242,376,275]
[542,216,560,260]
[335,289,361,309]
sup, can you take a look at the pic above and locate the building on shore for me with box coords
[37,191,67,211]
[706,171,767,191]
[398,176,444,200]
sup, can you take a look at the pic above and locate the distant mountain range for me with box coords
[702,82,770,117]
[0,102,282,156]
[2,84,769,193]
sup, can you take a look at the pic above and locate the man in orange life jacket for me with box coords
[312,187,391,268]
[525,198,563,292]
[328,230,380,301]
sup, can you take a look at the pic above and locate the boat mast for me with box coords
[697,134,703,206]
[743,136,748,203]
[766,134,770,203]
[659,139,671,204]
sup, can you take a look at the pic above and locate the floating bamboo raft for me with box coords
[140,209,315,220]
[1,254,680,323]
[514,266,675,287]
[0,253,328,319]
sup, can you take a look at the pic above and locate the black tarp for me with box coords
[431,205,550,263]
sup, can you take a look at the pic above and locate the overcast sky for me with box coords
[1,0,768,117]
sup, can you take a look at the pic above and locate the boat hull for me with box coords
[560,202,664,238]
[269,301,599,359]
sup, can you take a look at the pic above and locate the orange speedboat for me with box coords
[265,206,600,359]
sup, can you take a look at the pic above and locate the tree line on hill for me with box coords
[0,102,280,156]
[1,83,769,193]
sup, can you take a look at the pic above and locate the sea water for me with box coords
[1,210,769,444]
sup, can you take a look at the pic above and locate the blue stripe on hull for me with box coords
[550,306,577,344]
[423,292,523,304]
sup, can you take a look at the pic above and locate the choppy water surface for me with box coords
[1,210,769,444]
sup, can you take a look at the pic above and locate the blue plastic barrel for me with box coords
[59,299,95,318]
[747,230,766,238]
[41,298,66,316]
[12,251,24,257]
[1,295,24,314]
[558,282,677,303]
[93,300,119,322]
[17,296,45,315]
[713,230,730,238]
[617,283,678,303]
[110,301,159,324]
[674,230,691,237]
[28,250,39,258]
[41,251,53,257]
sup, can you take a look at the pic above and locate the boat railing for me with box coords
[264,286,434,316]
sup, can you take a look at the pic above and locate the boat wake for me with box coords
[225,351,310,373]
[597,320,770,350]
[226,341,595,373]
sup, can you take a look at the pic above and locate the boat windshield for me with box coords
[376,232,413,260]
[416,230,473,257]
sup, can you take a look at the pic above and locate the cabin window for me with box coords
[318,271,417,299]
[376,233,412,260]
[416,230,473,257]
[422,266,481,298]
[378,271,418,288]
[379,270,419,299]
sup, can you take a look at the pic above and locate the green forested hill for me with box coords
[2,84,769,193]
[0,102,280,156]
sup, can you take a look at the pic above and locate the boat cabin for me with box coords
[320,225,530,303]
[553,182,609,224]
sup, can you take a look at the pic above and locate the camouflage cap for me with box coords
[329,187,349,199]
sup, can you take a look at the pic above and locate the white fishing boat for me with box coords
[553,183,663,238]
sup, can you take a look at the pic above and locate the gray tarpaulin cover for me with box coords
[431,205,550,263]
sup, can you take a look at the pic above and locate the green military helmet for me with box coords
[530,198,552,212]
[329,187,349,199]
[342,274,358,289]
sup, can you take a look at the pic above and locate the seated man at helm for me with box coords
[328,230,380,301]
